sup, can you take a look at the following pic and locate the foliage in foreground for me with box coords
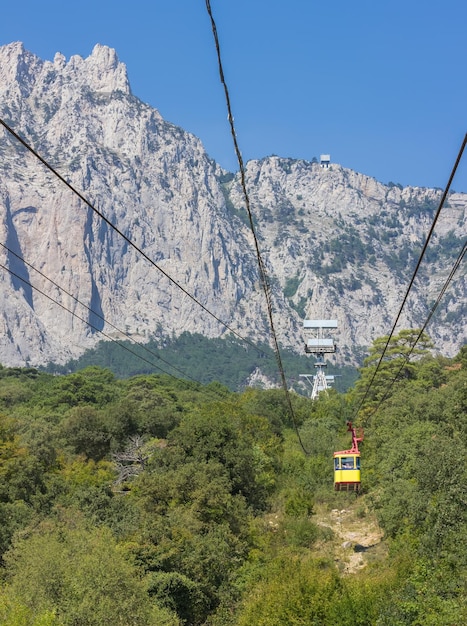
[0,335,465,624]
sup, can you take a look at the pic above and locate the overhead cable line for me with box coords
[1,253,244,402]
[0,242,202,383]
[204,0,309,455]
[0,260,229,388]
[0,118,269,358]
[363,238,466,419]
[355,133,467,418]
[0,261,189,378]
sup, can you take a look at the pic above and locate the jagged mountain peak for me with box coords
[0,43,465,370]
[64,44,131,95]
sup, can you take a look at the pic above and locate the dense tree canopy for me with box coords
[0,335,465,624]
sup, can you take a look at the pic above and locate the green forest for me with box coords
[0,330,465,625]
[42,331,359,392]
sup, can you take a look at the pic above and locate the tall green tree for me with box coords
[352,329,433,412]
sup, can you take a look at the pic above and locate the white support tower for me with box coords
[302,319,337,400]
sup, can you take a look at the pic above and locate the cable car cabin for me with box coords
[333,422,363,492]
[333,453,361,492]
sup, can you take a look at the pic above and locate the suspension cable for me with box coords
[205,0,309,454]
[0,242,204,382]
[355,133,467,417]
[0,117,270,357]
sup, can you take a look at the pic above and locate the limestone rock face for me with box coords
[0,42,465,367]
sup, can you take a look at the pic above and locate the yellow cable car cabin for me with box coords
[334,453,361,492]
[334,422,363,492]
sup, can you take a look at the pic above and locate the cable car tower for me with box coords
[300,319,337,400]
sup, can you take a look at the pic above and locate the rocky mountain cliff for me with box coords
[0,42,465,368]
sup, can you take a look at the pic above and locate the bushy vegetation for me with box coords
[0,332,465,624]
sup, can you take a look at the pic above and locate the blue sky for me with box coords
[1,0,467,191]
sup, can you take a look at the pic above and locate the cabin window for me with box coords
[341,457,354,469]
[356,457,361,469]
[334,458,340,470]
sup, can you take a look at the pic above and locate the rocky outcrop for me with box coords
[0,43,465,367]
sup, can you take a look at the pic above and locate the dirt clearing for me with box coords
[314,498,386,574]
